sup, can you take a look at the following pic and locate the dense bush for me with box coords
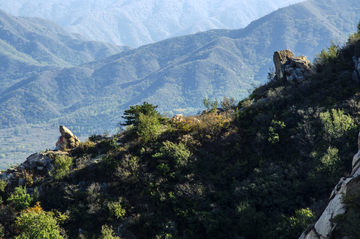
[52,155,73,181]
[7,186,33,211]
[14,202,67,239]
[99,225,121,239]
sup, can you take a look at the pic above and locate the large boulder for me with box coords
[273,50,294,79]
[56,125,80,150]
[274,50,314,81]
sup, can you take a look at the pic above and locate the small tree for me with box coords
[203,98,218,113]
[120,102,161,127]
[220,96,235,111]
[136,113,161,142]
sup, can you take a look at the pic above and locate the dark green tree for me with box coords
[119,102,162,127]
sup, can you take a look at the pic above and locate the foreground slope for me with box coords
[0,0,305,47]
[1,21,360,239]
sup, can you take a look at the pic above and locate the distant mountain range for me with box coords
[0,0,305,47]
[0,9,131,93]
[0,0,359,131]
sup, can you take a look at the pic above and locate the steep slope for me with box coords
[0,0,305,47]
[0,9,131,92]
[2,22,360,239]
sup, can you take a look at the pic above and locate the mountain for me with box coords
[1,0,360,167]
[1,0,359,128]
[0,0,305,47]
[1,20,360,239]
[0,9,131,93]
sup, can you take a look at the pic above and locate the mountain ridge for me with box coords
[0,0,305,47]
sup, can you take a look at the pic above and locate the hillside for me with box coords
[1,20,360,239]
[1,0,360,168]
[0,9,131,93]
[0,0,305,47]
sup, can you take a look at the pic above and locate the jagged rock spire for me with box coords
[273,50,314,81]
[55,125,80,150]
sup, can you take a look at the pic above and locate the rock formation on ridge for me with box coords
[274,50,314,81]
[55,125,81,150]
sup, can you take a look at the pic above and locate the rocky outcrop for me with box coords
[171,114,184,123]
[299,132,360,239]
[274,50,314,81]
[55,125,81,150]
[0,151,68,189]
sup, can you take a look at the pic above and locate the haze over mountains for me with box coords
[0,0,305,47]
[0,0,360,167]
[0,9,131,92]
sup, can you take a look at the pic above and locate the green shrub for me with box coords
[203,98,219,112]
[268,120,286,143]
[107,198,126,220]
[99,225,121,239]
[0,223,4,238]
[314,41,339,65]
[274,208,315,239]
[115,155,140,184]
[14,202,66,239]
[136,113,162,142]
[0,179,6,193]
[320,109,355,140]
[7,186,33,211]
[153,141,191,168]
[79,140,98,157]
[53,155,73,181]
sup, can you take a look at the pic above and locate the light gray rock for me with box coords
[0,172,11,181]
[304,230,319,239]
[27,153,53,168]
[17,164,26,171]
[314,182,346,238]
[89,154,107,164]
